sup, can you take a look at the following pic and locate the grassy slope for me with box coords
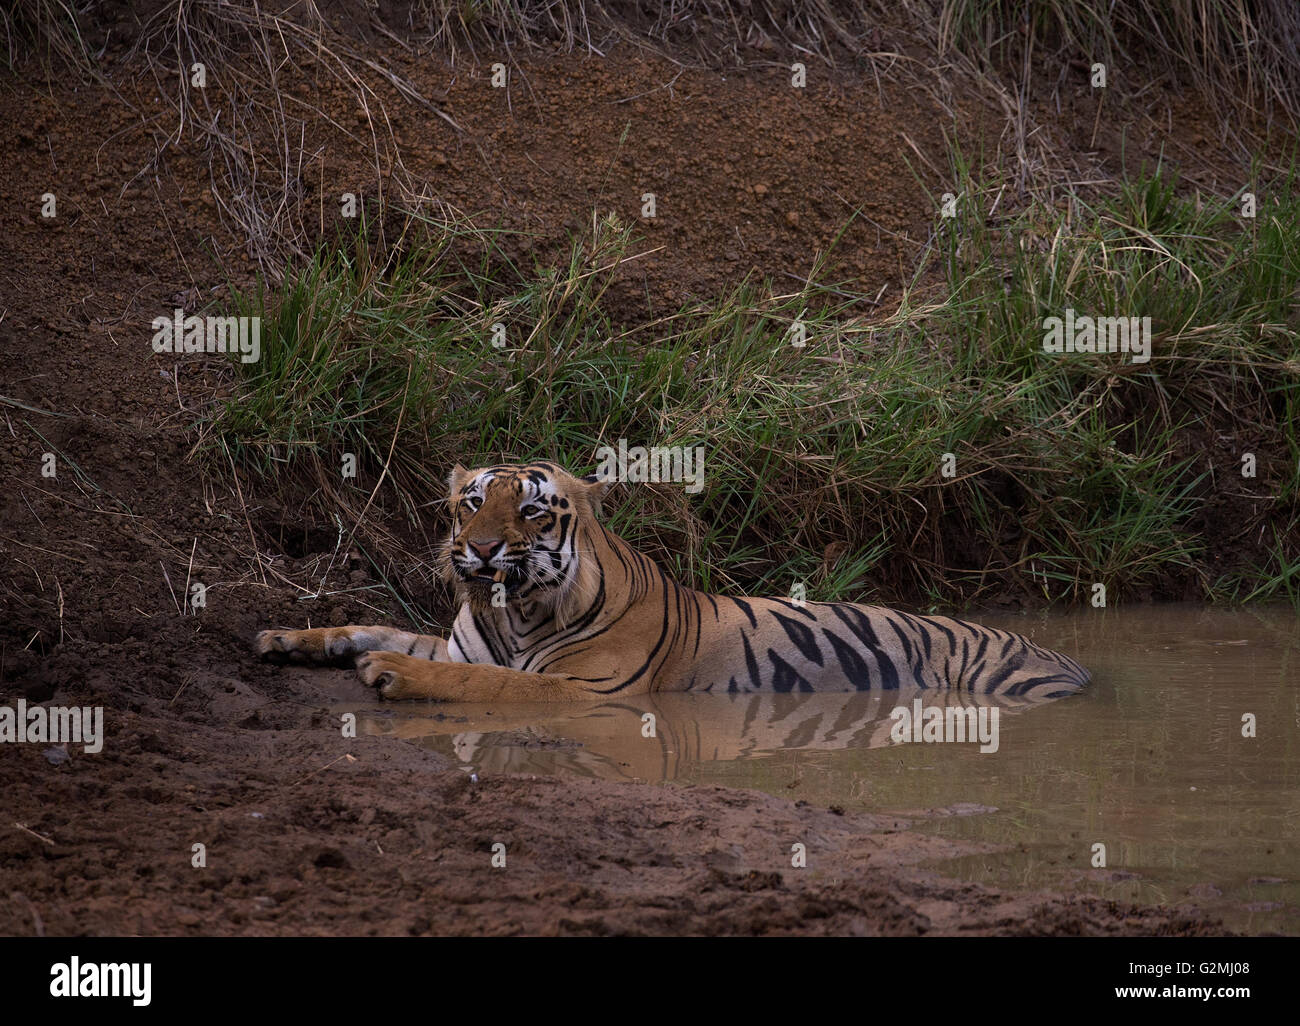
[210,159,1300,616]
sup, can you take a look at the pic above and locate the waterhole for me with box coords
[349,604,1299,932]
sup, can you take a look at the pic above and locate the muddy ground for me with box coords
[0,8,1258,934]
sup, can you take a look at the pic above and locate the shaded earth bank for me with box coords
[0,1,1268,934]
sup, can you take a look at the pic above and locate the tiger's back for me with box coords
[676,595,1089,700]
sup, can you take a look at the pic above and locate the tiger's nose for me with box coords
[468,539,501,562]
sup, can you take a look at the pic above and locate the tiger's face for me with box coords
[442,461,607,612]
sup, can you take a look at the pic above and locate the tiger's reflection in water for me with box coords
[351,687,1065,782]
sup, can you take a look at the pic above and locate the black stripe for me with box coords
[731,598,758,629]
[769,597,818,620]
[767,650,814,693]
[980,651,1026,695]
[886,618,922,683]
[822,628,874,689]
[829,605,901,689]
[741,632,762,690]
[772,611,824,665]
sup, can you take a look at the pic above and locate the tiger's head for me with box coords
[442,461,610,615]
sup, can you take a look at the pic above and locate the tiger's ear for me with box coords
[447,463,473,496]
[580,473,613,516]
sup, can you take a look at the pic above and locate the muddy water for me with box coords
[351,605,1300,933]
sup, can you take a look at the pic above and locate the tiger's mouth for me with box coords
[459,564,527,596]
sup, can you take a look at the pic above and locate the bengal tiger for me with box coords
[256,460,1091,702]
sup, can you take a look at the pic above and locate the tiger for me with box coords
[256,460,1091,702]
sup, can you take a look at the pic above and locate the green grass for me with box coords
[207,160,1300,618]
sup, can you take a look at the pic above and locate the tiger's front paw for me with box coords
[357,652,433,701]
[256,627,360,664]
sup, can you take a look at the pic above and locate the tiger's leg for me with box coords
[356,652,602,703]
[256,626,448,664]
